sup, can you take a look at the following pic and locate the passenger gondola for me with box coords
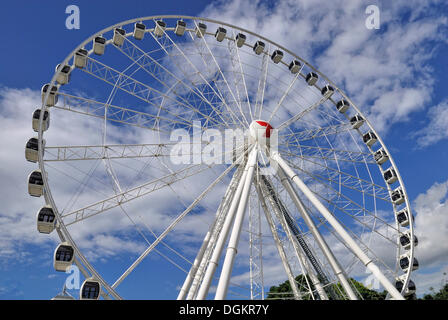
[305,72,318,86]
[400,231,418,250]
[113,27,126,46]
[74,48,88,68]
[37,205,56,234]
[383,167,398,184]
[363,131,377,147]
[28,169,44,197]
[25,137,45,163]
[134,22,146,40]
[271,50,283,64]
[321,84,334,99]
[235,33,246,47]
[391,187,405,205]
[215,27,227,42]
[175,20,186,36]
[195,23,207,38]
[253,41,265,55]
[288,60,301,74]
[32,108,50,132]
[55,64,71,85]
[399,254,419,272]
[396,208,414,227]
[336,99,350,113]
[373,148,388,165]
[54,242,74,272]
[41,84,58,107]
[154,20,166,37]
[80,278,101,300]
[93,36,106,55]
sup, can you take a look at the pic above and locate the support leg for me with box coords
[214,147,258,300]
[271,152,404,300]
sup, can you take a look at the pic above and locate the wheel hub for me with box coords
[249,120,274,147]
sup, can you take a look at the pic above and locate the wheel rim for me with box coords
[34,15,415,300]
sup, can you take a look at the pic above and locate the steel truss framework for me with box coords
[31,15,416,300]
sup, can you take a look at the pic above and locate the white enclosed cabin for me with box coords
[28,169,44,197]
[395,276,416,296]
[37,205,56,234]
[55,64,71,85]
[253,41,265,55]
[391,187,405,205]
[32,108,50,132]
[175,20,186,36]
[215,27,227,42]
[113,27,126,46]
[336,99,350,113]
[41,84,58,107]
[305,72,318,86]
[399,253,419,272]
[154,20,166,37]
[400,231,418,250]
[93,36,106,55]
[74,48,88,68]
[363,131,377,147]
[235,33,246,48]
[396,208,414,227]
[321,84,334,99]
[133,22,146,40]
[25,137,45,163]
[80,278,101,300]
[195,22,207,38]
[54,242,74,272]
[373,148,388,165]
[289,60,301,74]
[271,50,283,64]
[384,167,398,184]
[350,114,364,129]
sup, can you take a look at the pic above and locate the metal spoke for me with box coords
[62,163,210,226]
[114,36,224,128]
[111,157,241,289]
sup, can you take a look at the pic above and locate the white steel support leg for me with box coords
[255,184,302,300]
[187,165,244,300]
[276,165,357,300]
[196,153,252,299]
[272,152,404,300]
[260,176,328,300]
[214,147,258,300]
[178,167,243,300]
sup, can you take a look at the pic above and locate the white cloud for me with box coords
[201,0,447,135]
[1,0,447,298]
[414,180,448,267]
[414,99,448,147]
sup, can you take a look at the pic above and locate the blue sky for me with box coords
[1,0,448,300]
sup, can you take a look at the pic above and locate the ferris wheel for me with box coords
[26,15,418,300]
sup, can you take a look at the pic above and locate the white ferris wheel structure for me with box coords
[26,15,418,300]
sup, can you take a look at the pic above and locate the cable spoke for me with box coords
[62,163,210,226]
[81,55,198,127]
[112,158,241,289]
[54,92,180,133]
[114,35,224,128]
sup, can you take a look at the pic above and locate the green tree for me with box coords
[267,274,315,300]
[422,283,448,300]
[266,276,388,300]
